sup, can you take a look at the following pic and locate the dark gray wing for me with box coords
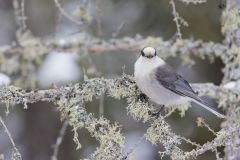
[155,65,201,101]
[155,64,226,118]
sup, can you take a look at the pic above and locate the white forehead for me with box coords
[142,47,156,56]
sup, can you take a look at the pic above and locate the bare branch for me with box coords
[54,0,83,25]
[169,0,189,39]
[51,120,68,160]
[12,0,27,32]
[0,116,22,160]
[124,135,145,159]
[177,0,206,4]
[94,0,102,37]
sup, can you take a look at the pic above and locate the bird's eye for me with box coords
[141,49,145,57]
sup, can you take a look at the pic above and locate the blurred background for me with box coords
[0,0,225,159]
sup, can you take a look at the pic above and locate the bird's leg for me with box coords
[149,105,164,119]
[138,93,148,103]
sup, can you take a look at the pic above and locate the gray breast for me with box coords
[135,71,186,106]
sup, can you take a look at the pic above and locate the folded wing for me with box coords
[155,65,225,118]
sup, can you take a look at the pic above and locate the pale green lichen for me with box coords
[221,9,240,36]
[1,0,240,159]
[126,96,154,122]
[1,75,240,159]
[145,118,184,160]
[73,5,92,23]
[166,102,191,117]
[52,78,126,159]
[11,149,22,160]
[0,35,229,89]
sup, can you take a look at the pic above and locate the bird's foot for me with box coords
[148,105,164,119]
[138,93,148,103]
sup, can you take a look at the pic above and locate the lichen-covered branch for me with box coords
[221,0,240,82]
[1,0,240,159]
[0,35,227,88]
[0,75,239,159]
[220,0,240,159]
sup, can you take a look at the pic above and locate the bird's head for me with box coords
[141,47,157,59]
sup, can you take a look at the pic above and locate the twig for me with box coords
[0,116,22,160]
[215,148,222,160]
[163,107,177,118]
[177,0,206,4]
[95,0,102,37]
[196,117,217,136]
[112,22,125,38]
[99,95,105,117]
[169,0,189,39]
[51,120,68,160]
[12,0,27,32]
[54,0,83,25]
[124,135,145,159]
[170,0,182,39]
[179,136,201,147]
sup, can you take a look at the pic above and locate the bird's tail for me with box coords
[192,98,226,119]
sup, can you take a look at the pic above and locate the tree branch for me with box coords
[0,75,239,159]
[0,36,227,87]
[0,116,22,160]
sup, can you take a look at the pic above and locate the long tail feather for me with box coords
[192,99,226,119]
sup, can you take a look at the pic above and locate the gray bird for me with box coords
[134,47,225,118]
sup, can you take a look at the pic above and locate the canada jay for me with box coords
[134,47,225,118]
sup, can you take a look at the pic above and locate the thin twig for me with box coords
[196,117,217,136]
[95,0,102,37]
[0,116,22,160]
[177,0,206,4]
[170,0,182,39]
[54,0,83,25]
[124,135,145,159]
[163,107,177,119]
[20,0,26,30]
[215,148,222,160]
[112,22,125,38]
[99,94,105,117]
[169,0,188,39]
[51,120,68,160]
[12,0,27,32]
[179,136,201,147]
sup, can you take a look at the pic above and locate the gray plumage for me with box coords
[134,47,225,118]
[155,64,200,102]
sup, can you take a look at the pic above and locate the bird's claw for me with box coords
[148,105,164,119]
[148,110,161,119]
[138,93,148,102]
